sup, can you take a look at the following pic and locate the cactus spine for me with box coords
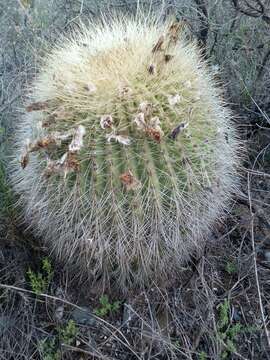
[11,18,240,289]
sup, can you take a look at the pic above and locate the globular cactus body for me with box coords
[11,18,239,289]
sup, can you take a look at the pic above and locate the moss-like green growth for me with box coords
[11,17,240,290]
[27,257,53,294]
[94,294,121,317]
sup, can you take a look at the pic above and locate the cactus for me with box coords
[10,18,240,289]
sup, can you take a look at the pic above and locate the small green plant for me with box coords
[198,351,207,360]
[217,299,243,359]
[27,257,53,294]
[39,338,60,360]
[173,339,180,348]
[217,299,230,329]
[59,319,78,346]
[94,295,121,317]
[39,320,78,360]
[217,298,259,358]
[225,261,237,275]
[171,338,181,351]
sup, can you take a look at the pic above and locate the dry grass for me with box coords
[0,0,270,359]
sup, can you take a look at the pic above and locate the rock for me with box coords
[55,305,64,321]
[232,307,241,322]
[264,251,270,262]
[0,315,16,335]
[71,306,97,327]
[122,304,133,324]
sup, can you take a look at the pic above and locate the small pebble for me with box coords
[264,251,270,262]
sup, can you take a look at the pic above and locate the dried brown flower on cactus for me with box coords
[148,64,156,75]
[152,35,165,53]
[139,102,153,117]
[168,94,181,106]
[100,115,113,129]
[120,170,141,191]
[169,122,189,140]
[68,125,86,153]
[106,132,131,146]
[26,100,51,112]
[45,152,80,178]
[83,82,97,93]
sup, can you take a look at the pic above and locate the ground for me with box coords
[0,1,270,359]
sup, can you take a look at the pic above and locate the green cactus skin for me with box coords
[10,18,240,290]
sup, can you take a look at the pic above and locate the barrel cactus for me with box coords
[11,18,239,289]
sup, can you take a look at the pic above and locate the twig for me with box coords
[232,0,270,25]
[62,344,113,360]
[257,48,270,81]
[0,95,21,113]
[79,0,84,14]
[247,171,270,349]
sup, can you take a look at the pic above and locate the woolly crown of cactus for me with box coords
[11,17,240,289]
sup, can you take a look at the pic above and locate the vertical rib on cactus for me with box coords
[10,16,240,290]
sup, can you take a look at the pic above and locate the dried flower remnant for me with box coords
[26,100,51,112]
[120,170,141,191]
[149,116,163,134]
[148,64,156,75]
[146,116,164,143]
[20,139,31,169]
[68,125,86,153]
[20,152,29,169]
[44,127,83,178]
[25,135,59,152]
[64,83,77,94]
[100,115,113,129]
[42,115,56,128]
[118,84,132,98]
[52,130,75,142]
[145,128,163,143]
[45,153,67,176]
[42,107,72,128]
[152,35,165,53]
[106,132,131,146]
[164,54,174,62]
[133,112,146,130]
[150,21,181,62]
[139,102,153,117]
[83,82,97,93]
[169,122,189,140]
[45,152,80,178]
[134,112,164,143]
[168,94,181,106]
[20,130,75,169]
[168,21,182,44]
[147,21,183,79]
[151,22,181,55]
[65,152,80,172]
[185,80,192,89]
